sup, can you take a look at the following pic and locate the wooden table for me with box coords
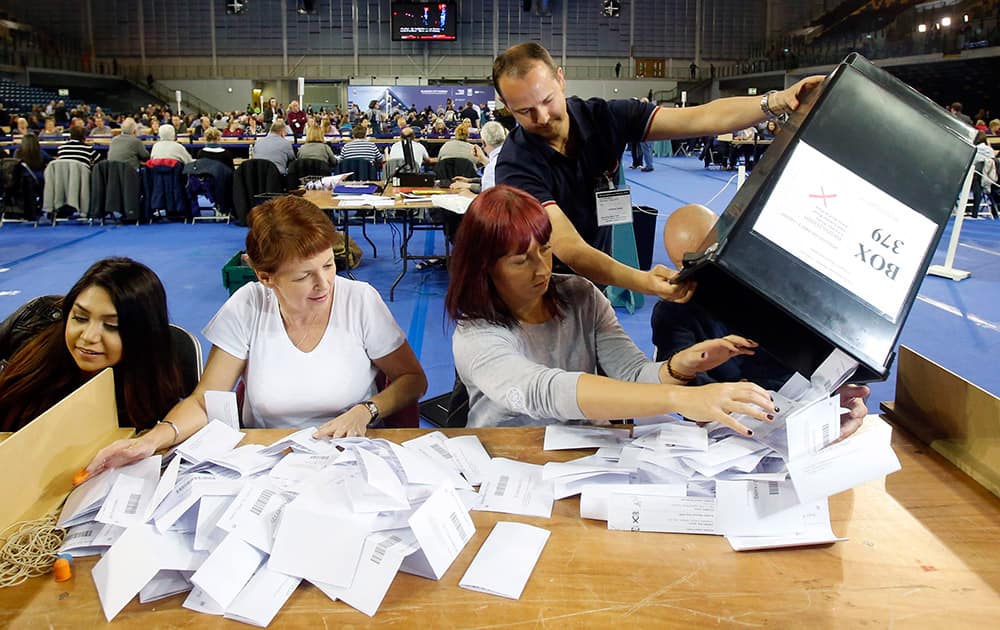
[0,423,997,628]
[303,187,454,300]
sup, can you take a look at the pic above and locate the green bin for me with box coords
[221,251,258,295]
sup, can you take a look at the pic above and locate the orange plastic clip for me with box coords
[53,556,72,582]
[72,468,91,487]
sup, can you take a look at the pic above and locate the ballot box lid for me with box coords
[678,53,977,382]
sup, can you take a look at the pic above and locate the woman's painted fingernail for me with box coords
[775,407,781,412]
[767,414,774,420]
[747,429,754,436]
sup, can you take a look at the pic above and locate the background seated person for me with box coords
[650,203,870,439]
[41,116,63,137]
[14,131,50,182]
[86,196,427,473]
[107,117,149,169]
[445,186,775,433]
[450,120,508,194]
[0,258,185,433]
[253,118,296,175]
[149,124,193,164]
[388,126,434,173]
[56,125,101,168]
[339,124,383,167]
[437,121,488,166]
[223,118,244,138]
[89,113,113,137]
[295,123,338,169]
[197,126,235,171]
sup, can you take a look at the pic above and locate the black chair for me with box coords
[91,160,142,224]
[336,158,380,181]
[143,160,191,222]
[418,373,469,428]
[434,157,478,181]
[169,323,203,397]
[232,159,284,226]
[429,158,476,244]
[184,158,234,223]
[0,159,42,227]
[287,157,332,189]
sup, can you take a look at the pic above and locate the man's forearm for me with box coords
[558,240,649,292]
[648,96,764,141]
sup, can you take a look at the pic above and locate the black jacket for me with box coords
[232,159,284,225]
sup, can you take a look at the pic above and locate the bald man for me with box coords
[651,204,870,440]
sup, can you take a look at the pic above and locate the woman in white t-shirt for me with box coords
[86,196,427,474]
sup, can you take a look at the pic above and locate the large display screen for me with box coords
[391,2,457,41]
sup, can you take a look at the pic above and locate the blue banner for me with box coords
[347,85,495,113]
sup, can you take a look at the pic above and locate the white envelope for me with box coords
[542,425,631,450]
[474,458,553,519]
[91,524,163,621]
[401,485,474,580]
[175,419,245,464]
[580,483,686,521]
[224,565,302,627]
[189,533,266,609]
[312,530,419,616]
[607,493,717,534]
[459,522,550,600]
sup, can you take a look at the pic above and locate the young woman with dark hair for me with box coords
[14,131,49,177]
[0,257,185,432]
[445,185,776,432]
[86,195,426,474]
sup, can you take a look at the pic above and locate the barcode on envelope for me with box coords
[494,475,509,497]
[251,489,275,516]
[65,529,94,543]
[124,493,142,515]
[370,534,403,565]
[449,512,468,541]
[821,422,832,445]
[768,481,780,496]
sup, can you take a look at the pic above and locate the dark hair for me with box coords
[0,258,185,432]
[69,125,88,142]
[245,195,338,274]
[352,125,367,139]
[15,132,45,171]
[445,185,565,327]
[974,130,987,145]
[492,42,559,100]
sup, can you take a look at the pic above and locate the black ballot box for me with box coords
[677,53,977,383]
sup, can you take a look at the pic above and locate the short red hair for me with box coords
[446,185,564,326]
[245,195,338,273]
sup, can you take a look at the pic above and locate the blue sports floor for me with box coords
[2,155,998,416]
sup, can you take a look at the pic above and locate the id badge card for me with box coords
[596,189,633,226]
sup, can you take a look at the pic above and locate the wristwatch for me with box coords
[361,400,380,425]
[760,90,789,123]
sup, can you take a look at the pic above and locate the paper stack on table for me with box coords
[61,424,500,624]
[552,349,900,551]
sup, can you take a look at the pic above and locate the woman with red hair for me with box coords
[445,185,776,434]
[87,195,427,474]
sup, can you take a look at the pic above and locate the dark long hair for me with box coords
[14,132,45,171]
[0,258,185,432]
[445,185,566,327]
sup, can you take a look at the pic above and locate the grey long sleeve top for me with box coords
[453,274,663,427]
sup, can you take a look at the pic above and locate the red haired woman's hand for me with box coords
[670,381,775,437]
[646,265,695,302]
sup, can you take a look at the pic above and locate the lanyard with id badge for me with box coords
[595,171,633,227]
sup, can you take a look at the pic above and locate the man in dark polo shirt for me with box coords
[492,42,824,300]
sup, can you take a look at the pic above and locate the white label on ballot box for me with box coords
[595,189,633,226]
[751,141,936,322]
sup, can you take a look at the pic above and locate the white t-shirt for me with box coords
[388,139,430,165]
[203,279,406,429]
